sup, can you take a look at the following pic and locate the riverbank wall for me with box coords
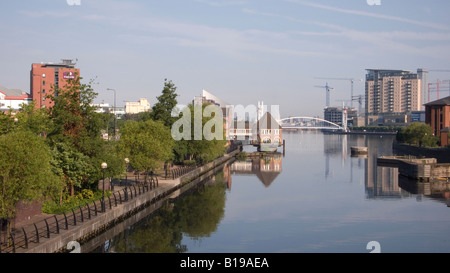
[15,149,239,253]
[393,142,450,163]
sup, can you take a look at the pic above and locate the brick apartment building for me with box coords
[30,59,80,109]
[425,96,450,147]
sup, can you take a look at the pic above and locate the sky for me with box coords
[1,0,450,117]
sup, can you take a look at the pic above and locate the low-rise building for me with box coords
[0,85,31,112]
[125,98,151,114]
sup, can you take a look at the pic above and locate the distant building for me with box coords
[0,85,31,112]
[324,106,348,130]
[425,96,450,147]
[125,98,150,114]
[194,89,233,140]
[30,59,80,109]
[93,102,125,119]
[365,69,424,126]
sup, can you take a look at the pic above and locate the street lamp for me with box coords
[101,162,108,212]
[106,88,116,139]
[124,158,129,185]
[14,117,18,131]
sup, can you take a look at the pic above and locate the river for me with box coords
[90,131,450,253]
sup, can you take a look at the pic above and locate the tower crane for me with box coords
[352,95,364,114]
[314,82,334,107]
[315,77,363,107]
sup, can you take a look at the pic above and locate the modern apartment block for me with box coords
[30,59,80,109]
[365,69,423,125]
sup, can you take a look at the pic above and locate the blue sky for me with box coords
[1,0,450,117]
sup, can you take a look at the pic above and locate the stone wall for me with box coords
[393,142,450,163]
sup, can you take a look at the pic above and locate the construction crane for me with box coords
[335,95,364,114]
[315,77,363,107]
[314,82,334,107]
[428,79,450,101]
[352,95,364,114]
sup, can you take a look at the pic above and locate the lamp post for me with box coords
[101,162,108,212]
[106,88,116,139]
[14,117,18,131]
[124,158,129,185]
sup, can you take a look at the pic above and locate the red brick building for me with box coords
[30,59,79,109]
[425,96,450,147]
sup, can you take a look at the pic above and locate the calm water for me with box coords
[94,131,450,253]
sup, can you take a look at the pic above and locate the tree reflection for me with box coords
[108,172,227,253]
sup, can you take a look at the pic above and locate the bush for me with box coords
[236,151,248,161]
[42,190,109,214]
[183,160,196,166]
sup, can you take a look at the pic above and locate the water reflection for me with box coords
[230,153,283,188]
[92,173,228,253]
[90,132,450,253]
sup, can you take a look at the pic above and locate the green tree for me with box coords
[46,76,99,152]
[149,79,179,127]
[15,101,53,136]
[0,131,59,231]
[396,122,439,147]
[50,142,94,202]
[44,76,123,195]
[119,119,174,180]
[0,110,15,135]
[172,103,226,164]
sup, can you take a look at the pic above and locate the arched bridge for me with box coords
[278,117,344,131]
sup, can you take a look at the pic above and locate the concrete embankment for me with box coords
[378,156,450,182]
[393,142,450,163]
[19,150,239,253]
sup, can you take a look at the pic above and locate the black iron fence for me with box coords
[0,176,159,253]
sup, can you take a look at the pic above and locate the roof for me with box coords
[424,96,450,106]
[0,85,30,99]
[257,112,282,130]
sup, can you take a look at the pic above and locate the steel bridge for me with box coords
[278,116,344,131]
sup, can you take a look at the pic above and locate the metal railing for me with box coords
[0,176,159,253]
[170,165,197,179]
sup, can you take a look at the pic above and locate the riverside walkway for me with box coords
[1,150,238,253]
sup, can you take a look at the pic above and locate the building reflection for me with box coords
[364,136,412,199]
[229,153,283,189]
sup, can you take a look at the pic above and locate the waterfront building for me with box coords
[425,95,450,147]
[254,111,283,152]
[30,59,80,109]
[125,98,151,114]
[0,85,31,112]
[365,69,423,126]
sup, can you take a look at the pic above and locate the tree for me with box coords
[0,110,15,135]
[0,131,59,232]
[119,119,174,180]
[172,103,226,164]
[15,101,52,136]
[46,76,99,153]
[50,142,94,202]
[396,122,439,147]
[149,79,179,127]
